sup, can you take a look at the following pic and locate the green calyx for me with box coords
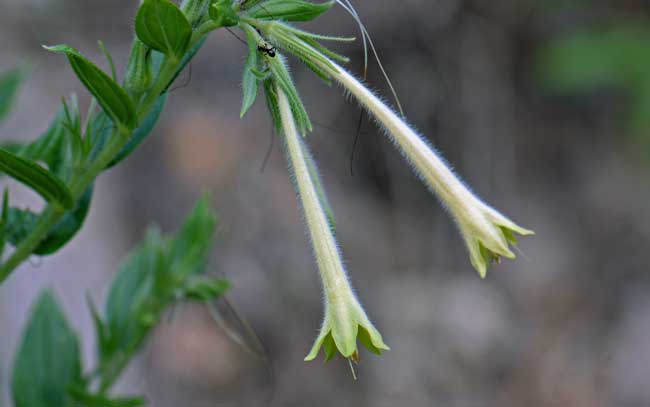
[305,296,389,362]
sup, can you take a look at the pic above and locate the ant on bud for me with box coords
[257,42,276,58]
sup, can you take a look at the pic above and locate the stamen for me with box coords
[348,357,358,380]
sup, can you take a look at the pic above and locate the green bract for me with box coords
[135,0,193,59]
[240,27,261,117]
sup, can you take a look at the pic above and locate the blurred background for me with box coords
[2,0,650,405]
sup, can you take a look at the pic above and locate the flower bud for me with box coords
[123,39,152,99]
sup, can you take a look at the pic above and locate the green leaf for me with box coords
[0,148,74,209]
[169,194,217,277]
[0,68,24,123]
[136,0,192,59]
[107,94,167,168]
[3,186,93,255]
[102,196,220,365]
[247,0,333,22]
[1,104,80,182]
[33,186,94,255]
[105,229,165,355]
[87,111,116,162]
[4,207,38,246]
[241,30,260,118]
[45,45,137,131]
[12,291,82,407]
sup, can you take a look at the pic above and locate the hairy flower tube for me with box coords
[276,84,389,362]
[320,60,534,278]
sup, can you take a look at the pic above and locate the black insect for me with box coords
[257,42,276,58]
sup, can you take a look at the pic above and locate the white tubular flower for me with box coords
[323,61,533,278]
[276,85,389,362]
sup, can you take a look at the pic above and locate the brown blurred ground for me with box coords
[2,0,650,406]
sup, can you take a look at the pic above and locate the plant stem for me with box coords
[191,21,219,45]
[0,207,63,283]
[137,57,178,121]
[98,338,145,394]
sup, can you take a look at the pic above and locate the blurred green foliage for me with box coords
[11,196,229,406]
[537,22,650,136]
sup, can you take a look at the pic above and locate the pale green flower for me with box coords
[322,60,534,278]
[276,83,389,361]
